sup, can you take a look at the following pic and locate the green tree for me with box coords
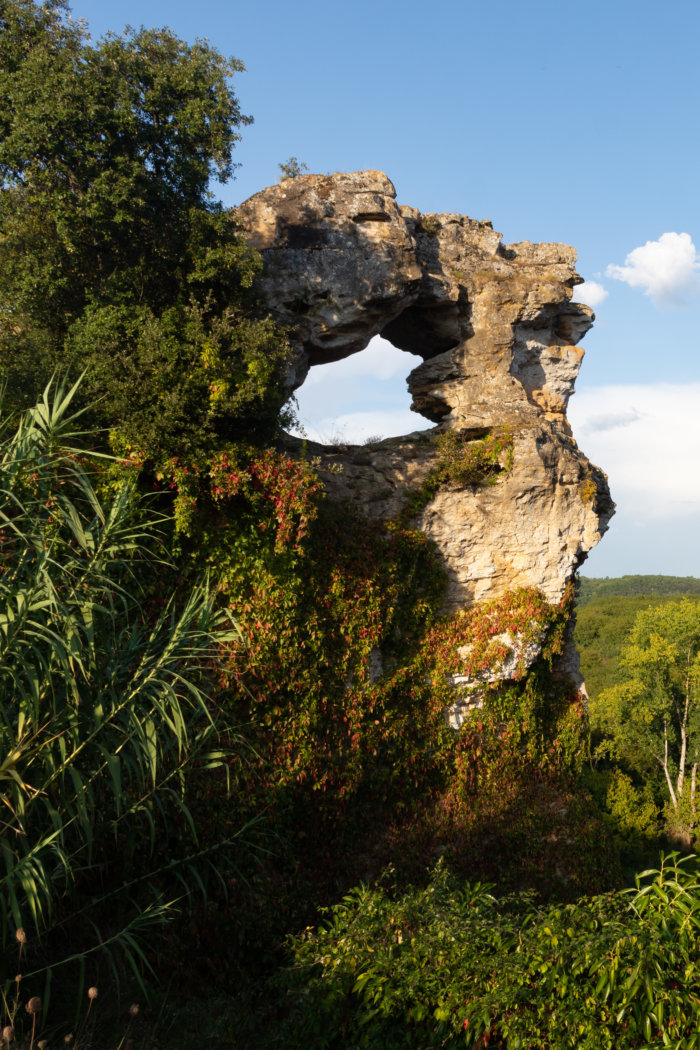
[278,156,309,179]
[0,0,293,463]
[575,592,700,700]
[593,599,700,842]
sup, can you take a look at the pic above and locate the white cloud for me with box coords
[606,232,700,308]
[582,408,643,433]
[572,280,608,309]
[292,408,430,445]
[304,336,421,385]
[570,383,700,517]
[292,336,432,443]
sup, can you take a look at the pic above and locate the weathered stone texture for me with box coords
[237,171,614,697]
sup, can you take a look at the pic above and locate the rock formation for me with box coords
[237,171,614,705]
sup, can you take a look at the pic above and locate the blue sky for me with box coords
[72,0,700,577]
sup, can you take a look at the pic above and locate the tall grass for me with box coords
[0,378,242,1017]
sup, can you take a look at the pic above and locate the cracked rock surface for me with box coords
[237,171,614,695]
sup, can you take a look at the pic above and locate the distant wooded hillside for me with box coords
[577,575,700,605]
[575,576,700,699]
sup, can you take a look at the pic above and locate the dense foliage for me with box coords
[593,600,700,845]
[279,853,700,1049]
[164,444,620,1024]
[576,585,700,853]
[575,592,700,701]
[117,431,621,1034]
[578,575,700,606]
[189,442,585,843]
[0,0,293,462]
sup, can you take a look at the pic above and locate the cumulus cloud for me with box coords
[606,232,700,308]
[569,383,700,516]
[572,280,608,309]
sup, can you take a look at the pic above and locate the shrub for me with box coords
[399,428,513,523]
[606,770,661,843]
[280,853,700,1049]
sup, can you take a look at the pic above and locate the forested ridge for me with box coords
[2,4,700,1047]
[575,576,700,699]
[578,574,700,605]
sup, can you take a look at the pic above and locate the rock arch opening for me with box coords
[380,299,462,360]
[290,336,433,445]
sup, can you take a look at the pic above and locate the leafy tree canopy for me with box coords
[592,599,700,841]
[575,592,700,701]
[0,0,293,463]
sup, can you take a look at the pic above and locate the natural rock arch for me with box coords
[237,170,614,693]
[291,336,429,445]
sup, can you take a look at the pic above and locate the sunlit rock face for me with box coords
[237,171,614,695]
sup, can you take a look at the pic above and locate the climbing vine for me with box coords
[153,438,603,918]
[424,581,573,683]
[156,440,580,802]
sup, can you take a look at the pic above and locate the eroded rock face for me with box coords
[237,171,614,703]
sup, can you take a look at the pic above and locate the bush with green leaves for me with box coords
[604,769,661,844]
[0,380,244,1016]
[280,853,700,1049]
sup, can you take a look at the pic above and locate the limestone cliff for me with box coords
[237,171,614,707]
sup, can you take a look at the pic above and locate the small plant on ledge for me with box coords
[278,156,309,180]
[398,427,513,523]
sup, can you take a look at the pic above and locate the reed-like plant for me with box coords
[0,378,241,1010]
